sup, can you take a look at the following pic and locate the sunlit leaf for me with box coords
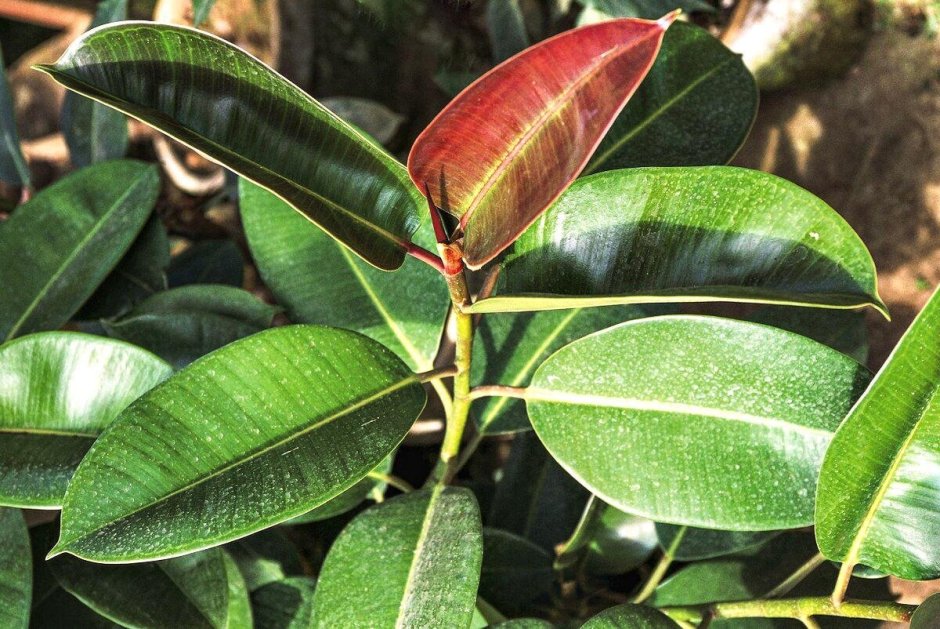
[749,305,868,364]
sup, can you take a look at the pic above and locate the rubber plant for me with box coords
[0,5,937,628]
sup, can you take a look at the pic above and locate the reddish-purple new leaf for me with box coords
[408,14,676,269]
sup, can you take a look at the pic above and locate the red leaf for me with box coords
[408,14,676,269]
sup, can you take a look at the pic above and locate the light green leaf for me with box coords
[749,305,869,365]
[102,285,280,368]
[586,22,756,173]
[0,509,30,629]
[61,0,129,168]
[193,0,216,26]
[817,286,940,579]
[0,45,29,188]
[37,22,423,270]
[312,486,483,628]
[469,168,885,316]
[53,325,426,562]
[478,528,553,616]
[49,547,245,628]
[472,306,656,434]
[0,332,171,508]
[582,604,681,628]
[0,160,160,340]
[240,179,447,372]
[527,315,870,530]
[251,577,316,629]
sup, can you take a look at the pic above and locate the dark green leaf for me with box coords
[749,305,868,364]
[586,505,657,575]
[527,316,870,530]
[655,524,777,562]
[487,0,529,62]
[488,432,588,552]
[587,22,755,173]
[226,528,303,592]
[53,325,427,561]
[490,620,555,628]
[0,332,171,507]
[61,0,128,168]
[469,168,885,316]
[76,214,170,320]
[240,179,447,372]
[38,22,423,270]
[473,306,657,434]
[0,509,30,629]
[101,285,280,368]
[320,97,404,146]
[817,286,940,579]
[50,548,247,628]
[167,240,244,288]
[912,593,940,629]
[0,45,29,187]
[0,160,160,340]
[285,453,393,525]
[580,0,712,19]
[582,604,681,628]
[479,528,553,615]
[251,577,316,629]
[312,487,482,627]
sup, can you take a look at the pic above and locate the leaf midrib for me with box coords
[395,485,443,629]
[57,375,419,552]
[526,387,832,438]
[0,426,98,438]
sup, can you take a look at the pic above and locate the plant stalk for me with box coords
[659,597,915,624]
[437,309,473,484]
[632,525,686,604]
[554,494,602,572]
[765,552,826,599]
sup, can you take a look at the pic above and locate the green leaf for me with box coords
[488,432,589,552]
[0,45,29,188]
[586,505,658,575]
[472,306,657,434]
[101,285,280,368]
[167,240,244,288]
[251,577,316,629]
[0,332,171,508]
[749,305,869,364]
[37,22,423,270]
[285,453,393,525]
[240,179,447,372]
[226,529,303,592]
[0,160,160,340]
[0,509,30,629]
[582,604,681,628]
[53,325,426,562]
[527,315,871,530]
[469,168,885,316]
[76,214,170,320]
[816,286,940,580]
[312,486,483,628]
[486,0,529,62]
[912,593,940,629]
[655,523,777,562]
[61,0,128,168]
[490,620,555,628]
[580,0,713,21]
[478,528,553,615]
[193,0,216,26]
[586,22,756,173]
[49,547,247,628]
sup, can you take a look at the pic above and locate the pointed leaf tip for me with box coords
[658,10,682,29]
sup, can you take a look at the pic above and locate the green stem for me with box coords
[554,494,602,573]
[437,309,473,484]
[765,552,826,599]
[632,525,686,604]
[469,384,528,401]
[367,472,414,494]
[831,560,854,607]
[659,597,915,624]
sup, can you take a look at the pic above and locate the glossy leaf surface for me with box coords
[0,45,29,187]
[527,316,870,529]
[585,21,756,173]
[655,523,776,562]
[240,180,447,372]
[252,577,316,629]
[0,332,171,507]
[817,286,940,579]
[0,509,30,629]
[38,22,423,270]
[0,160,159,340]
[472,305,654,434]
[49,548,246,628]
[102,285,280,368]
[582,604,680,628]
[470,168,884,315]
[54,325,426,562]
[479,528,553,615]
[749,305,869,364]
[408,17,671,268]
[586,505,658,575]
[312,486,482,628]
[61,0,128,168]
[286,454,392,525]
